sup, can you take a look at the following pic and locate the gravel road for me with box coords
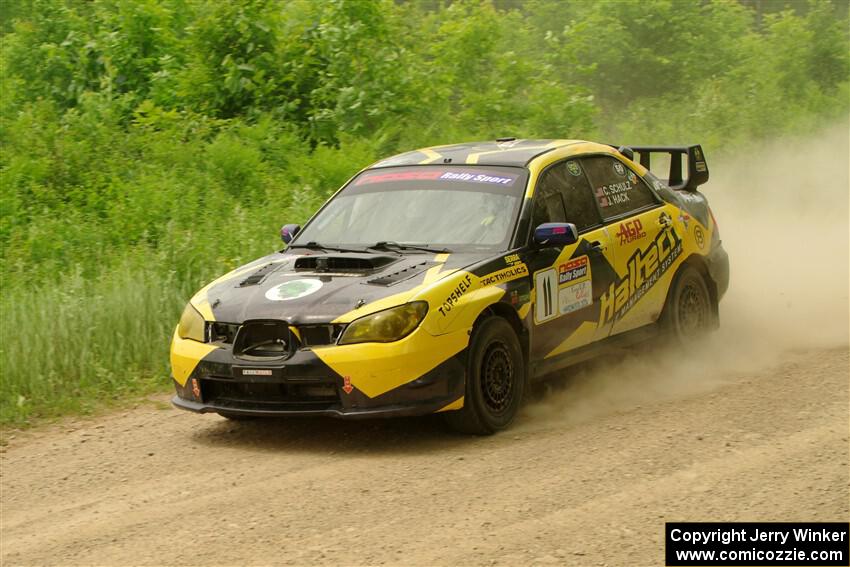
[1,344,847,566]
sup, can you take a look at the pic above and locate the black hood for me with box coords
[201,250,491,324]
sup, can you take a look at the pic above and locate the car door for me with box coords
[580,155,680,335]
[526,159,619,363]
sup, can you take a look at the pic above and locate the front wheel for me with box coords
[661,265,716,346]
[443,317,526,435]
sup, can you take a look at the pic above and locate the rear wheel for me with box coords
[444,317,525,435]
[662,265,715,346]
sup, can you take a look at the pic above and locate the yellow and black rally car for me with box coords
[171,138,729,434]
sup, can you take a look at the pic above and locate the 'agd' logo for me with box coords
[265,279,323,301]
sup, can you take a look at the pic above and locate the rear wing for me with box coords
[614,144,708,192]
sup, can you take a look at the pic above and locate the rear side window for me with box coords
[581,156,658,219]
[531,160,601,233]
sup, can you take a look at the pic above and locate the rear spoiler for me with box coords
[613,144,708,192]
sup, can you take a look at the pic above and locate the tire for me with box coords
[661,265,716,346]
[443,317,526,435]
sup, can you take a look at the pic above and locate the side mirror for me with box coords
[280,224,301,244]
[533,223,578,246]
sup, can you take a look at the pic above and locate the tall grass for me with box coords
[0,215,300,426]
[1,262,181,423]
[0,122,367,426]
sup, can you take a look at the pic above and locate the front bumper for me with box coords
[170,335,467,418]
[171,392,460,419]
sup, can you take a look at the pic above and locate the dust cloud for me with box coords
[522,123,850,427]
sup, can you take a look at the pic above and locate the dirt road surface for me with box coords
[1,344,847,566]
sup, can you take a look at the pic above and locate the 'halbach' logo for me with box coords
[599,224,682,325]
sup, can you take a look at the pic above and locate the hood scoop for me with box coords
[294,253,399,273]
[367,260,437,286]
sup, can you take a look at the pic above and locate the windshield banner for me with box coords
[356,169,519,187]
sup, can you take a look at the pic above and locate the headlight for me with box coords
[338,302,428,345]
[178,303,206,342]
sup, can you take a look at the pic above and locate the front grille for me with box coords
[233,321,294,359]
[201,378,339,410]
[299,325,345,346]
[208,321,340,349]
[208,322,239,344]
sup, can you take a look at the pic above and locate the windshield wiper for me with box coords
[289,241,365,254]
[368,241,452,254]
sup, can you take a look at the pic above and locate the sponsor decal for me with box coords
[242,369,273,376]
[440,264,529,317]
[566,161,582,176]
[342,376,354,394]
[615,219,646,245]
[559,280,592,315]
[355,170,518,186]
[265,279,323,301]
[595,182,631,207]
[627,171,637,185]
[510,288,531,307]
[191,378,201,399]
[694,148,706,171]
[503,253,521,266]
[438,274,473,316]
[537,258,593,323]
[599,226,683,325]
[479,264,528,287]
[613,161,626,176]
[653,180,665,192]
[678,212,691,230]
[535,269,558,323]
[694,225,705,249]
[437,171,518,185]
[356,170,444,185]
[558,256,589,285]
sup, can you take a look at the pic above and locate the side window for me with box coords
[531,160,600,233]
[581,156,658,220]
[531,171,566,229]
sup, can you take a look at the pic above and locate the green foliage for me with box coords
[1,0,848,426]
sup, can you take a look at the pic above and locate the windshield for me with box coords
[292,166,529,252]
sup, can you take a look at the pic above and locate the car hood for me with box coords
[193,250,491,324]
